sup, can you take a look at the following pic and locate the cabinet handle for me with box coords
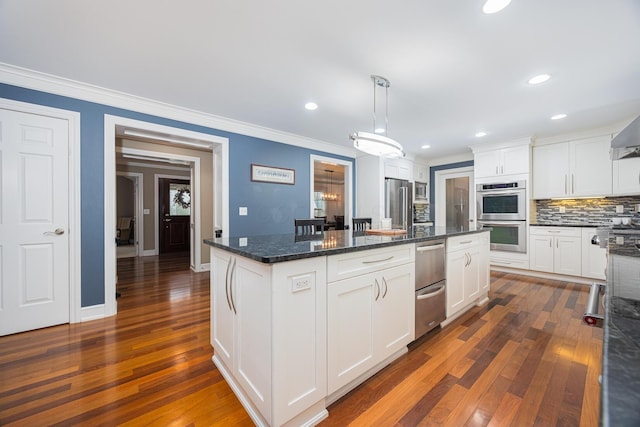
[362,256,394,264]
[564,175,568,194]
[459,240,473,245]
[229,258,237,314]
[556,239,559,249]
[416,244,445,252]
[572,174,575,194]
[496,166,499,175]
[374,278,381,301]
[382,277,388,298]
[549,239,552,248]
[224,258,232,311]
[501,165,504,174]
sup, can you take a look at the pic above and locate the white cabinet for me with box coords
[533,136,612,199]
[211,248,327,426]
[211,250,272,420]
[613,157,640,195]
[327,246,414,395]
[445,232,490,319]
[529,227,582,276]
[384,158,413,180]
[414,163,429,182]
[581,228,607,280]
[474,144,530,179]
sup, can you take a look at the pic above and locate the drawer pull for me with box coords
[417,244,445,252]
[362,255,394,264]
[458,240,473,245]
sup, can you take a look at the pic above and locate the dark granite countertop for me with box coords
[204,226,487,263]
[601,231,640,426]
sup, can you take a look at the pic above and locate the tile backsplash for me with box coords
[535,196,640,225]
[414,203,430,222]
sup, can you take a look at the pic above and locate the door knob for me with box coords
[44,228,65,235]
[164,218,172,222]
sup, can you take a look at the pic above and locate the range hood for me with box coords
[611,115,640,160]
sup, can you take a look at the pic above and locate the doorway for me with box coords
[116,172,142,259]
[435,166,475,231]
[310,155,353,229]
[158,177,191,253]
[104,115,229,318]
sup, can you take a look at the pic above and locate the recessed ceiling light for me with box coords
[528,74,551,85]
[305,102,318,111]
[551,113,567,120]
[482,0,511,14]
[421,144,431,149]
[475,131,487,138]
[374,127,386,134]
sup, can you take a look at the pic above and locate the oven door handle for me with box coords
[478,220,523,227]
[416,244,445,252]
[417,283,446,300]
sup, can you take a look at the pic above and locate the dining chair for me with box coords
[294,218,325,235]
[352,217,372,231]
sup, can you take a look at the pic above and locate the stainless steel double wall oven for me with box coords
[476,180,527,253]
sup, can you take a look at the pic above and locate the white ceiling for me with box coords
[2,0,640,160]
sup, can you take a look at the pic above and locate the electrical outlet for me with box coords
[292,275,312,293]
[239,206,248,216]
[616,205,624,214]
[239,237,248,246]
[558,206,566,213]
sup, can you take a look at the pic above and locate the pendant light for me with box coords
[321,169,338,201]
[350,75,405,158]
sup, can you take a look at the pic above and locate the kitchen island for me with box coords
[204,227,489,427]
[601,230,640,426]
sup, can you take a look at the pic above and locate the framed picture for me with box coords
[251,163,295,185]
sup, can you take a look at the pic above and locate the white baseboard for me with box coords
[198,262,211,272]
[143,249,157,256]
[80,304,106,322]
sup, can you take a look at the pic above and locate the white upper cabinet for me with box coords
[384,158,413,180]
[413,162,429,182]
[533,135,612,199]
[472,140,530,180]
[613,157,640,196]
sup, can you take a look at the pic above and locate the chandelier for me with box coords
[350,75,404,158]
[321,169,338,201]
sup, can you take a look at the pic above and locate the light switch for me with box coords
[239,207,248,216]
[144,209,150,215]
[239,237,248,246]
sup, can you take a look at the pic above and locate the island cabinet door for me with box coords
[233,257,272,422]
[375,263,415,359]
[211,248,235,370]
[327,272,377,394]
[446,250,467,318]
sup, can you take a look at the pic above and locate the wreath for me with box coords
[173,187,191,209]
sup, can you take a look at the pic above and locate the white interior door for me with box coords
[0,108,70,335]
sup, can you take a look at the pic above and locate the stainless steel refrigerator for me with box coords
[385,178,413,230]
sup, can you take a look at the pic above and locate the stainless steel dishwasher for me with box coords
[415,239,446,339]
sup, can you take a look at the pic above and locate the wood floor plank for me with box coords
[0,261,602,427]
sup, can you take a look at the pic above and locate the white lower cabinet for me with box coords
[327,247,414,395]
[211,248,327,427]
[446,232,490,319]
[529,227,582,276]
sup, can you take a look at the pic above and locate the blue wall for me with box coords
[0,83,354,307]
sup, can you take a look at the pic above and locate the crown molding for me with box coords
[0,62,356,158]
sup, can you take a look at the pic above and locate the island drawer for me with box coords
[327,244,415,283]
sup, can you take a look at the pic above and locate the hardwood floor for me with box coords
[0,258,602,426]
